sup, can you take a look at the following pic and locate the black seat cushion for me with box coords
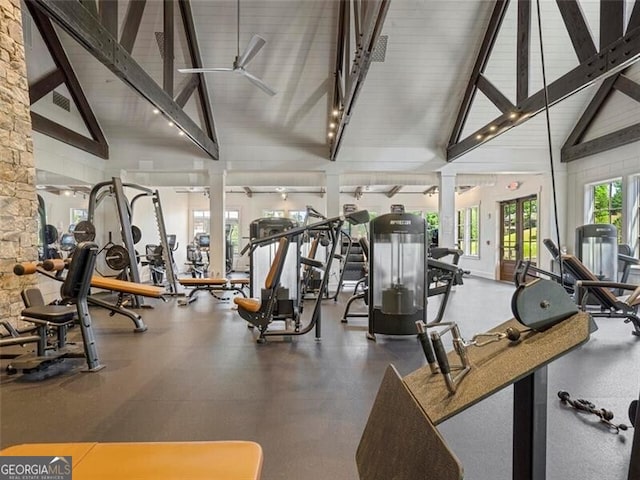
[21,305,76,323]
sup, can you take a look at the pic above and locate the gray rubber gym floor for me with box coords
[0,276,638,479]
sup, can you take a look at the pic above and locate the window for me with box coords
[288,210,307,225]
[590,179,622,243]
[193,210,210,237]
[225,210,240,255]
[70,208,88,227]
[456,210,465,254]
[262,210,285,218]
[351,211,377,240]
[456,206,480,257]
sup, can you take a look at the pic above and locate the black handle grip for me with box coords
[418,331,437,366]
[431,333,450,375]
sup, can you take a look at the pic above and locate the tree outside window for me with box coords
[592,180,622,243]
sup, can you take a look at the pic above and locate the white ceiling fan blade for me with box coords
[241,70,277,96]
[236,35,266,69]
[178,67,234,73]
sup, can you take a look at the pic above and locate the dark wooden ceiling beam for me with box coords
[628,0,640,32]
[563,74,618,147]
[448,6,640,161]
[26,2,108,159]
[448,0,510,147]
[556,0,597,62]
[330,0,390,161]
[178,0,218,145]
[28,69,64,104]
[79,0,98,18]
[120,0,146,54]
[613,74,640,103]
[31,112,108,158]
[174,75,200,108]
[516,0,530,103]
[562,71,640,162]
[561,122,640,162]
[477,73,515,113]
[98,0,118,38]
[163,0,174,97]
[31,0,218,160]
[600,0,624,50]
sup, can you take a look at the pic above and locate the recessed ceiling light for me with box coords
[153,108,160,114]
[168,121,174,127]
[328,132,334,138]
[475,134,483,140]
[178,131,185,136]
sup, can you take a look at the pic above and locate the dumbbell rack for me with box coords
[357,312,594,480]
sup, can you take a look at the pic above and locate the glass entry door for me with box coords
[499,195,537,281]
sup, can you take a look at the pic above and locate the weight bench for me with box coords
[177,277,249,306]
[9,242,103,373]
[87,276,166,332]
[0,441,262,479]
[560,254,640,336]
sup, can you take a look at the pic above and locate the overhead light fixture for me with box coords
[153,108,160,114]
[328,132,334,138]
[489,125,497,132]
[168,121,174,127]
[178,131,185,136]
[509,112,519,120]
[63,190,72,197]
[281,193,287,200]
[475,134,483,140]
[329,122,336,129]
[332,109,339,117]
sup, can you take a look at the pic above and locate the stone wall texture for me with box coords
[0,0,37,325]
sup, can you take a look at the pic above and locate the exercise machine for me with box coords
[367,213,427,341]
[85,177,179,300]
[235,210,370,343]
[7,242,104,374]
[248,217,300,323]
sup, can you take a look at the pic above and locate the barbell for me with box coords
[73,221,142,245]
[104,244,163,271]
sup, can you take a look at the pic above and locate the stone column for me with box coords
[0,0,38,326]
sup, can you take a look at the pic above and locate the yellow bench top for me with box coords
[91,277,165,298]
[1,441,262,480]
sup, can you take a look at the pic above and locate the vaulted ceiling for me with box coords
[23,0,640,190]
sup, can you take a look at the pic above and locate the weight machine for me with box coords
[235,210,370,343]
[80,177,178,303]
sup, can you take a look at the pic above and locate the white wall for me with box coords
[566,142,640,256]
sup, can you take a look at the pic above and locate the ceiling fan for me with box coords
[178,0,276,96]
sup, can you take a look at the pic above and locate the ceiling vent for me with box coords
[155,32,165,59]
[52,90,70,111]
[371,35,387,62]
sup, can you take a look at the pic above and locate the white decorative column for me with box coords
[325,173,341,217]
[208,167,226,277]
[438,172,456,248]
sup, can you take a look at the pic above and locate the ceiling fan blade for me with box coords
[178,67,234,73]
[241,70,277,96]
[236,35,266,69]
